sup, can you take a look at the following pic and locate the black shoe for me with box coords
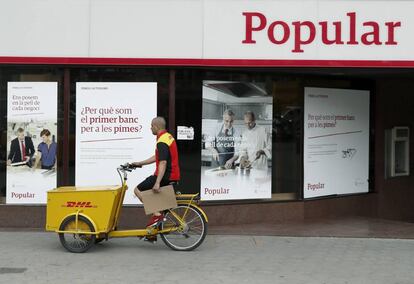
[143,236,157,243]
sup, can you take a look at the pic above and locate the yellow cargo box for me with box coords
[46,185,124,233]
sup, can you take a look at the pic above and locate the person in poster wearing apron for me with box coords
[238,111,271,170]
[225,111,271,170]
[208,109,240,168]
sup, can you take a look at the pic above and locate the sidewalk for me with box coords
[1,230,414,284]
[209,217,414,239]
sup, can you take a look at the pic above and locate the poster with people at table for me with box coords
[6,82,58,204]
[201,81,273,200]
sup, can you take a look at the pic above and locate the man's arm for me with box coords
[224,131,242,169]
[132,155,156,167]
[256,127,271,159]
[205,135,219,161]
[152,142,170,192]
[26,137,36,158]
[238,131,248,160]
[7,140,16,162]
[53,144,57,169]
[153,160,167,192]
[205,124,222,161]
[33,151,42,170]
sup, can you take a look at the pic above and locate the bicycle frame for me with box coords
[105,167,207,239]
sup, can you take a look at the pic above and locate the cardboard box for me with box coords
[141,185,178,215]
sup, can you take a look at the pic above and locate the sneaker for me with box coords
[146,214,164,228]
[142,235,157,243]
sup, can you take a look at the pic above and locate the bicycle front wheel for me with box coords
[58,215,96,253]
[160,205,207,251]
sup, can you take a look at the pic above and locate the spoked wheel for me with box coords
[95,238,105,244]
[160,205,207,251]
[58,215,96,253]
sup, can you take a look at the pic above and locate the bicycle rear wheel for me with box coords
[160,205,207,251]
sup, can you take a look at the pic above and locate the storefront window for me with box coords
[272,78,303,199]
[0,66,379,205]
[175,69,303,200]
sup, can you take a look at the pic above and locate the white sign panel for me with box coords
[201,81,272,201]
[304,87,370,198]
[204,1,414,61]
[76,83,157,205]
[177,126,194,140]
[6,82,58,204]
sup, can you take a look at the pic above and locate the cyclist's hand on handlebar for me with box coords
[120,163,133,171]
[130,162,142,168]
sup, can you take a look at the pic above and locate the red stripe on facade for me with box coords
[0,56,414,68]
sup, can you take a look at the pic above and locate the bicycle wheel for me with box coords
[95,238,105,244]
[58,215,96,253]
[160,205,207,251]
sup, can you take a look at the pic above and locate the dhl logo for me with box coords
[63,201,96,208]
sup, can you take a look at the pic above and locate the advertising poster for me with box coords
[304,87,370,198]
[201,81,272,200]
[6,82,58,204]
[76,83,157,205]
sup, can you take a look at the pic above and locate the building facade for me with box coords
[0,0,413,228]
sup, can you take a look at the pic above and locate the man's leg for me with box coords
[134,186,161,219]
[135,176,164,228]
[134,186,143,202]
[134,175,156,202]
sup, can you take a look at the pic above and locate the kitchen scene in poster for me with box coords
[201,81,273,200]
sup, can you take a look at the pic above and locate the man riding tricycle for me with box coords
[45,117,208,252]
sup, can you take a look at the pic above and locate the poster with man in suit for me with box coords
[7,127,35,166]
[6,82,57,204]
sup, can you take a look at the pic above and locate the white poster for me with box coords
[304,87,370,198]
[6,82,58,204]
[76,83,157,204]
[201,81,272,200]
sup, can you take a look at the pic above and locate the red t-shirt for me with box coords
[155,130,180,181]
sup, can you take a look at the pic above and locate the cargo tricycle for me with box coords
[46,164,208,253]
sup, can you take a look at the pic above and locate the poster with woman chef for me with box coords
[76,83,157,205]
[304,87,370,198]
[6,82,57,204]
[201,81,272,200]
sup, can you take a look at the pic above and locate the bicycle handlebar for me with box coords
[117,163,141,185]
[118,163,142,172]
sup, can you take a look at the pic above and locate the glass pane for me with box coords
[395,141,407,174]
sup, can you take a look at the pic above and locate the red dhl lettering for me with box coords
[64,201,94,208]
